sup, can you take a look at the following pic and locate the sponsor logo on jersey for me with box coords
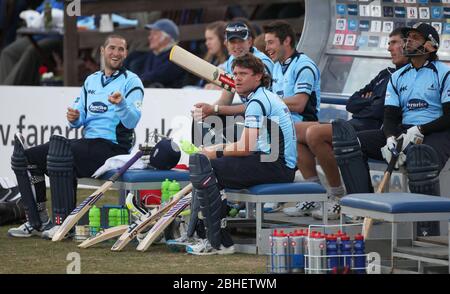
[399,85,408,93]
[407,99,429,110]
[87,89,96,95]
[89,102,108,113]
[134,101,142,111]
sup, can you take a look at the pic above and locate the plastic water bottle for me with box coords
[326,234,339,274]
[289,230,305,273]
[353,233,366,274]
[88,205,101,235]
[270,229,289,273]
[119,208,129,225]
[340,234,352,274]
[168,180,181,198]
[308,231,326,274]
[161,179,171,203]
[108,208,119,227]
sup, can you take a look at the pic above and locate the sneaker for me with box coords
[41,222,62,240]
[263,202,282,213]
[343,215,365,224]
[186,239,235,255]
[167,233,200,246]
[312,201,341,220]
[167,234,201,252]
[8,219,52,238]
[283,201,320,217]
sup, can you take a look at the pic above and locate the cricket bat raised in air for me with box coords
[52,150,145,242]
[111,183,193,251]
[169,45,235,93]
[136,193,192,251]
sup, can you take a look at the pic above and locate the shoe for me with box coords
[312,200,341,220]
[8,219,52,238]
[186,239,235,255]
[167,233,201,252]
[282,201,320,217]
[263,202,282,213]
[41,222,62,240]
[167,233,200,246]
[343,215,364,224]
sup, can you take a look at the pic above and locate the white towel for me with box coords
[92,153,147,178]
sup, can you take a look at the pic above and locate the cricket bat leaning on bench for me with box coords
[110,183,193,251]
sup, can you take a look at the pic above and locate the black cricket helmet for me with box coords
[148,138,181,170]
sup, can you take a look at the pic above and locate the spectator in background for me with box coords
[124,18,185,88]
[253,34,268,56]
[0,0,63,85]
[200,20,228,89]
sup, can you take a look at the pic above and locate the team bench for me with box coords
[341,193,450,273]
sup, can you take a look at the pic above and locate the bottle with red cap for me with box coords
[353,233,366,274]
[326,234,339,274]
[307,231,326,274]
[340,234,352,274]
[289,230,305,273]
[269,229,289,273]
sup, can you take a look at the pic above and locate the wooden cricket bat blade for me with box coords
[52,182,111,241]
[169,45,235,92]
[136,194,192,251]
[52,151,144,242]
[78,225,128,248]
[111,184,193,251]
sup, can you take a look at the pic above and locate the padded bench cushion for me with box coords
[226,182,326,195]
[341,193,450,214]
[98,169,190,182]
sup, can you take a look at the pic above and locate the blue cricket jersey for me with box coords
[69,68,144,151]
[385,61,450,126]
[271,52,321,122]
[243,86,297,169]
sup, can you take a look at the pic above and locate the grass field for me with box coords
[0,189,266,274]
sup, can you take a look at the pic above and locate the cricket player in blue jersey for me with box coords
[262,20,321,212]
[334,23,450,236]
[186,53,296,255]
[192,21,274,121]
[9,35,144,239]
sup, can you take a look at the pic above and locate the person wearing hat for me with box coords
[192,20,274,122]
[333,23,450,236]
[125,18,185,88]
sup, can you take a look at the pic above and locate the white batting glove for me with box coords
[399,126,424,151]
[381,136,397,164]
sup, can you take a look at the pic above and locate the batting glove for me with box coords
[381,136,397,164]
[398,126,424,151]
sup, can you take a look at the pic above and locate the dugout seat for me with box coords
[225,182,328,254]
[340,193,450,273]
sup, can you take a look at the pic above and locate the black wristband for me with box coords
[216,150,224,158]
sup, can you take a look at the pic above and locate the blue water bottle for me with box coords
[340,234,352,274]
[353,233,366,274]
[326,234,339,274]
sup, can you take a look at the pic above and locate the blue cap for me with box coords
[145,18,179,41]
[225,22,250,41]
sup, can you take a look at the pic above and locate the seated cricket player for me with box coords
[8,35,144,239]
[186,53,297,255]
